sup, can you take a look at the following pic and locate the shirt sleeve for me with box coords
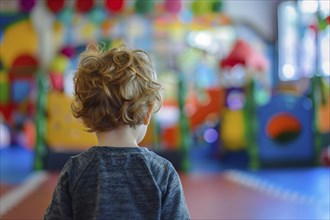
[161,165,191,220]
[44,160,73,220]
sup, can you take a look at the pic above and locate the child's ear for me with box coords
[143,105,153,125]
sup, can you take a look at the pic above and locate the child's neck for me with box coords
[95,125,141,148]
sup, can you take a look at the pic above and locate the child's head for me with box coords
[71,45,162,133]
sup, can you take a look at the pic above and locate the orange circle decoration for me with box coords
[266,113,301,144]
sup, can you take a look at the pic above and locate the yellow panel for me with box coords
[0,20,38,68]
[220,109,247,151]
[0,71,8,82]
[318,96,330,133]
[46,91,97,151]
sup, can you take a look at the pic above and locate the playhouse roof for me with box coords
[220,39,268,72]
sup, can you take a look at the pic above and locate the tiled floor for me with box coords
[1,146,329,220]
[181,171,329,220]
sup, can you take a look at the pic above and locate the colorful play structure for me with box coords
[0,0,329,171]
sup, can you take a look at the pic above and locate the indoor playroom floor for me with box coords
[1,147,329,220]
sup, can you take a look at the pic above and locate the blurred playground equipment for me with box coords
[0,0,328,172]
[257,94,314,167]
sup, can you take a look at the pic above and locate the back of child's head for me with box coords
[71,44,162,132]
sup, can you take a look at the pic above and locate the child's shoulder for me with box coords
[65,147,96,170]
[72,148,95,159]
[71,148,95,162]
[140,150,176,172]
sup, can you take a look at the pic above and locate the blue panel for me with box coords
[0,146,34,184]
[12,80,31,103]
[0,14,29,31]
[257,94,314,163]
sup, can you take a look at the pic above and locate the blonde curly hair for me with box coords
[71,45,162,132]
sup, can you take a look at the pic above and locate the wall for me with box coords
[224,0,281,42]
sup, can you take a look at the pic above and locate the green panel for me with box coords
[0,81,10,104]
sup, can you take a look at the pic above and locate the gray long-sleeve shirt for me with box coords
[44,146,190,220]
